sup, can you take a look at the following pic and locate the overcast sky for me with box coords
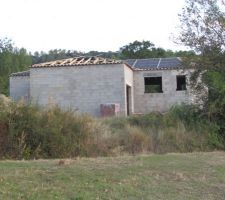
[0,0,187,53]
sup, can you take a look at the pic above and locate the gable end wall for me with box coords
[10,76,30,103]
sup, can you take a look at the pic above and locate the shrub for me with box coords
[119,125,151,154]
[0,103,113,159]
[0,102,223,159]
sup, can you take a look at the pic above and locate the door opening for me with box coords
[126,85,131,116]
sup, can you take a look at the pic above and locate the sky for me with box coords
[0,0,187,53]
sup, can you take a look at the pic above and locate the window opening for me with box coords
[144,77,162,93]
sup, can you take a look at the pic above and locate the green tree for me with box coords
[179,0,225,68]
[32,49,86,64]
[178,0,225,136]
[172,50,195,57]
[0,38,32,95]
[119,40,166,59]
[119,40,195,59]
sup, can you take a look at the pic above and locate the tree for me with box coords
[0,38,32,95]
[119,40,168,59]
[178,0,225,69]
[32,49,88,64]
[119,40,195,59]
[178,0,225,136]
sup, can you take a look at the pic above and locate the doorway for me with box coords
[126,85,131,116]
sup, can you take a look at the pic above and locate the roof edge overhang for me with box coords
[30,62,125,69]
[131,67,187,71]
[10,70,30,77]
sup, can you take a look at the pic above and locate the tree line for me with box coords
[31,40,194,64]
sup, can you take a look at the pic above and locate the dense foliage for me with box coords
[178,0,225,137]
[119,40,195,59]
[0,100,222,159]
[0,38,32,95]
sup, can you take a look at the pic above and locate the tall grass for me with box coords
[0,100,222,159]
[103,105,222,154]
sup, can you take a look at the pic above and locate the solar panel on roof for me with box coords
[125,59,136,67]
[135,59,160,68]
[125,57,182,70]
[159,58,181,68]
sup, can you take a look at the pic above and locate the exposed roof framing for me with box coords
[31,56,123,68]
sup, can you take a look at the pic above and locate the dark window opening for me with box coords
[144,77,162,93]
[177,75,186,91]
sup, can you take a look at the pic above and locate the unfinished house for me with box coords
[10,56,195,117]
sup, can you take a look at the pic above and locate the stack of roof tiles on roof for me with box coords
[10,70,30,77]
[125,57,182,70]
[31,56,123,68]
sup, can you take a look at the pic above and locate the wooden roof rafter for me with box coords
[31,56,123,68]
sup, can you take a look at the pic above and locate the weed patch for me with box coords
[0,102,222,159]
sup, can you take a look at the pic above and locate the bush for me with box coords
[0,102,114,159]
[119,125,151,154]
[0,102,223,159]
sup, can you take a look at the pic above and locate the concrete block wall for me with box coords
[30,64,127,116]
[9,63,197,116]
[10,76,30,103]
[124,65,134,114]
[133,69,193,113]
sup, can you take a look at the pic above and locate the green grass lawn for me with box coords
[0,152,225,200]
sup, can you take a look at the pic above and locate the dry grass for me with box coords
[0,103,221,159]
[0,152,225,199]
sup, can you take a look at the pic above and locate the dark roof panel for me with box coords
[125,59,136,67]
[124,57,182,70]
[135,58,160,68]
[159,58,182,68]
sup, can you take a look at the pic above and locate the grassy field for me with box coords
[0,152,225,200]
